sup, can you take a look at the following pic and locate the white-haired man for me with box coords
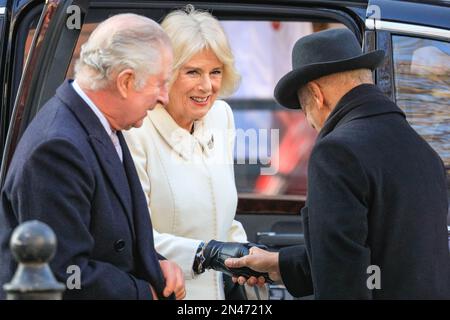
[0,14,185,300]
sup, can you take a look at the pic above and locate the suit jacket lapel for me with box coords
[118,131,166,296]
[56,80,135,239]
[88,136,135,239]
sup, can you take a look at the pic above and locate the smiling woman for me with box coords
[166,48,224,132]
[123,6,265,300]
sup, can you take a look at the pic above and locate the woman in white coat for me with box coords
[124,7,266,300]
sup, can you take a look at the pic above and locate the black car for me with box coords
[0,0,448,299]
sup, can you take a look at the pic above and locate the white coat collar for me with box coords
[148,104,215,160]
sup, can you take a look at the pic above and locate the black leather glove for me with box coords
[202,240,273,284]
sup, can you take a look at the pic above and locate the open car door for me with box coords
[0,1,9,132]
[0,0,90,186]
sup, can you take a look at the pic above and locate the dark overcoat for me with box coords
[279,84,450,299]
[0,80,168,299]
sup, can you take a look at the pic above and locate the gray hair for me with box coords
[75,13,171,91]
[298,68,373,105]
[325,68,373,86]
[161,6,240,97]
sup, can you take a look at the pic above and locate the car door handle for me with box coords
[256,232,305,247]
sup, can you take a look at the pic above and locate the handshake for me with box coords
[197,240,273,284]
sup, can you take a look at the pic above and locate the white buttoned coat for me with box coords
[124,100,247,300]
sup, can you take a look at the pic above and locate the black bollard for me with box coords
[3,220,65,300]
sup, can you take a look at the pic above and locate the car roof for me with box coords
[369,0,450,31]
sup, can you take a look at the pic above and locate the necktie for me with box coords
[110,131,123,162]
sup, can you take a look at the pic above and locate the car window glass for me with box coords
[21,13,41,72]
[223,21,344,197]
[392,36,450,179]
[2,9,40,155]
[0,14,4,53]
[23,29,35,69]
[66,22,97,79]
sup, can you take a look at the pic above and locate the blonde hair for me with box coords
[75,13,171,91]
[161,6,240,97]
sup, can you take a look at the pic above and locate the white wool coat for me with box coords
[124,100,248,300]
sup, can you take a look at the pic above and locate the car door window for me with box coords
[392,36,450,179]
[221,21,318,197]
[0,9,5,65]
[0,5,41,156]
[223,21,345,198]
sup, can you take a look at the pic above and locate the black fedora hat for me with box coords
[274,28,385,109]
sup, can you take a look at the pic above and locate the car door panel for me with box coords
[367,0,450,229]
[0,0,89,186]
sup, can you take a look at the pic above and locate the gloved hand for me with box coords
[202,240,273,284]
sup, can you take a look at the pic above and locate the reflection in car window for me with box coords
[223,21,345,196]
[392,36,450,179]
[66,22,98,78]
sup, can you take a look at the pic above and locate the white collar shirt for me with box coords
[71,80,123,162]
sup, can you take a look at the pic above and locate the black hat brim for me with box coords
[274,50,385,109]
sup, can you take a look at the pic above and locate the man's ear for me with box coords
[116,69,135,99]
[308,81,324,110]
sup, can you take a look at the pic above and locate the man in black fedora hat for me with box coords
[226,28,450,299]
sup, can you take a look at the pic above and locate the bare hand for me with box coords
[225,246,281,286]
[159,260,186,300]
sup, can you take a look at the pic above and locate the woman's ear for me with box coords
[116,69,135,99]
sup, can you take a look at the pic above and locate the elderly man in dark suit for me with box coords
[226,28,450,299]
[0,14,185,300]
